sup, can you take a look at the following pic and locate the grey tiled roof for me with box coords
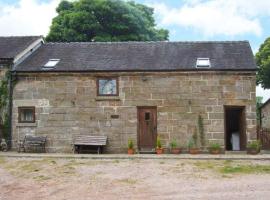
[0,36,42,60]
[261,98,270,109]
[15,41,257,72]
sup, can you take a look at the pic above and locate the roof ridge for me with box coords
[45,40,250,45]
[0,35,43,38]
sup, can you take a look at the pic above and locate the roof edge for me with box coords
[260,98,270,109]
[13,68,257,73]
[44,40,250,45]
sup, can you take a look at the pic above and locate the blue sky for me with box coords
[1,0,270,101]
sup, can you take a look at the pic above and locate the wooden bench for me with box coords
[17,135,47,153]
[73,135,107,154]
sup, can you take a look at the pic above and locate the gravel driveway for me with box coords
[0,157,270,200]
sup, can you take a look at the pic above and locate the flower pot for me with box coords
[247,148,260,155]
[171,148,181,154]
[209,148,221,155]
[128,148,134,155]
[156,148,163,155]
[189,148,200,154]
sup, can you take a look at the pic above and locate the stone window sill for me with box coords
[16,122,37,127]
[95,96,121,101]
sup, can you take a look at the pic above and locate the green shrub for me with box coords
[188,138,196,149]
[247,140,261,150]
[128,139,134,149]
[170,139,178,148]
[209,143,221,150]
[198,115,205,147]
[156,136,162,149]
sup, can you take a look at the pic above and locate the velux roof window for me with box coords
[42,59,60,70]
[196,58,211,68]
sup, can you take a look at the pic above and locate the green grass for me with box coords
[0,157,5,164]
[194,161,216,169]
[118,178,137,185]
[220,164,270,174]
[33,175,51,181]
[194,160,270,175]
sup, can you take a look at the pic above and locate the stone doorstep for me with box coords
[1,152,270,160]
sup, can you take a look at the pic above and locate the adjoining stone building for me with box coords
[12,41,257,153]
[0,36,43,140]
[261,99,270,129]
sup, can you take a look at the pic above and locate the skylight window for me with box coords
[196,58,211,68]
[44,59,60,67]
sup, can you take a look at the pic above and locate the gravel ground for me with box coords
[0,157,270,200]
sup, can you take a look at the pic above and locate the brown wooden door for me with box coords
[239,107,247,150]
[138,107,157,150]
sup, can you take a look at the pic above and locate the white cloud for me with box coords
[150,0,270,37]
[0,0,60,36]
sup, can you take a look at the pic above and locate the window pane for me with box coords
[24,109,33,121]
[99,79,117,95]
[19,108,34,122]
[145,112,150,121]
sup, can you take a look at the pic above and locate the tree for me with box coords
[256,96,263,124]
[256,37,270,89]
[46,0,169,42]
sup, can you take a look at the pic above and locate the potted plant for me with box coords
[188,129,200,154]
[188,138,200,154]
[247,140,261,155]
[156,136,163,154]
[208,143,221,154]
[127,139,134,155]
[170,139,181,154]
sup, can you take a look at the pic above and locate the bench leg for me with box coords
[97,146,100,154]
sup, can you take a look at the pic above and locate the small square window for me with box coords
[18,107,35,123]
[97,77,118,96]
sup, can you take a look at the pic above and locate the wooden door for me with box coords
[137,107,157,150]
[224,106,247,151]
[239,107,247,150]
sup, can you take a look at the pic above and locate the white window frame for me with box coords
[196,58,211,68]
[42,59,60,70]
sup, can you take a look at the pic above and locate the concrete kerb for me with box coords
[1,152,270,160]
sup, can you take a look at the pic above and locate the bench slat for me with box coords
[73,135,107,146]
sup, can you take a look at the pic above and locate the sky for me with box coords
[0,0,270,102]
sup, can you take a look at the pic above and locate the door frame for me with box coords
[137,106,157,150]
[224,105,247,151]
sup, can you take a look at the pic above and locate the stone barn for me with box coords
[0,36,43,140]
[11,41,257,153]
[261,99,270,129]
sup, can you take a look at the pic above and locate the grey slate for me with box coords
[0,36,42,59]
[15,41,257,72]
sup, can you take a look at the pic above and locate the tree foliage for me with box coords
[0,71,10,140]
[256,96,263,123]
[256,37,270,89]
[46,0,169,42]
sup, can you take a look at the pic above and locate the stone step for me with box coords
[138,148,156,154]
[261,150,270,154]
[225,151,246,155]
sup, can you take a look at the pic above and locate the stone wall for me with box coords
[261,102,270,129]
[12,71,256,153]
[0,67,7,80]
